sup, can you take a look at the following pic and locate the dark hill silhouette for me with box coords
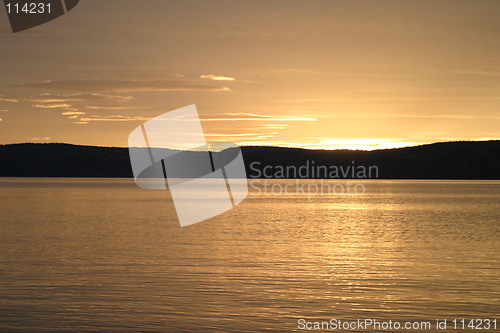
[0,141,498,179]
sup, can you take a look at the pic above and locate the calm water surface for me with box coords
[0,178,499,332]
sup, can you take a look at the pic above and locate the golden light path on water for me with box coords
[0,179,499,331]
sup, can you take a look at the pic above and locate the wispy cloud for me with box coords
[33,103,73,109]
[77,115,151,123]
[202,113,317,121]
[205,132,278,138]
[0,92,153,122]
[0,95,19,102]
[233,140,287,146]
[15,79,231,93]
[202,116,305,144]
[200,74,235,81]
[333,113,500,120]
[261,124,288,129]
[2,92,136,111]
[62,111,86,116]
[0,109,8,112]
[84,105,151,111]
[30,93,133,103]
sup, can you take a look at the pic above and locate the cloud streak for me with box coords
[30,93,133,103]
[200,74,235,81]
[33,103,73,109]
[205,132,278,138]
[0,92,154,123]
[77,115,151,123]
[62,111,86,116]
[84,105,151,111]
[14,80,231,93]
[0,95,19,102]
[333,113,500,120]
[202,113,317,121]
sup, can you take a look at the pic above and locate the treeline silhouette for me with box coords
[0,141,498,179]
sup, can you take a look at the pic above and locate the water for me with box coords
[0,178,499,332]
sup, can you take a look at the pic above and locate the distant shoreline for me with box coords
[0,140,499,180]
[1,139,498,151]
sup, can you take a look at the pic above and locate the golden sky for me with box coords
[1,0,499,149]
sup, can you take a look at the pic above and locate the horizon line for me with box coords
[1,139,499,152]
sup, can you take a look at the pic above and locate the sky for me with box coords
[0,0,499,150]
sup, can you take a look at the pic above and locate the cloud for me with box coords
[30,93,133,103]
[33,103,73,109]
[333,113,500,120]
[15,80,231,92]
[233,140,287,146]
[0,95,19,102]
[0,109,8,112]
[62,111,86,116]
[3,92,152,121]
[77,115,151,122]
[261,124,288,129]
[205,132,278,137]
[34,94,141,114]
[30,137,51,141]
[206,132,279,140]
[0,93,133,108]
[84,105,151,110]
[200,74,235,81]
[201,113,317,121]
[203,120,296,144]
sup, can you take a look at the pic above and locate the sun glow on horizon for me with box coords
[302,139,420,151]
[228,138,500,151]
[229,138,422,150]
